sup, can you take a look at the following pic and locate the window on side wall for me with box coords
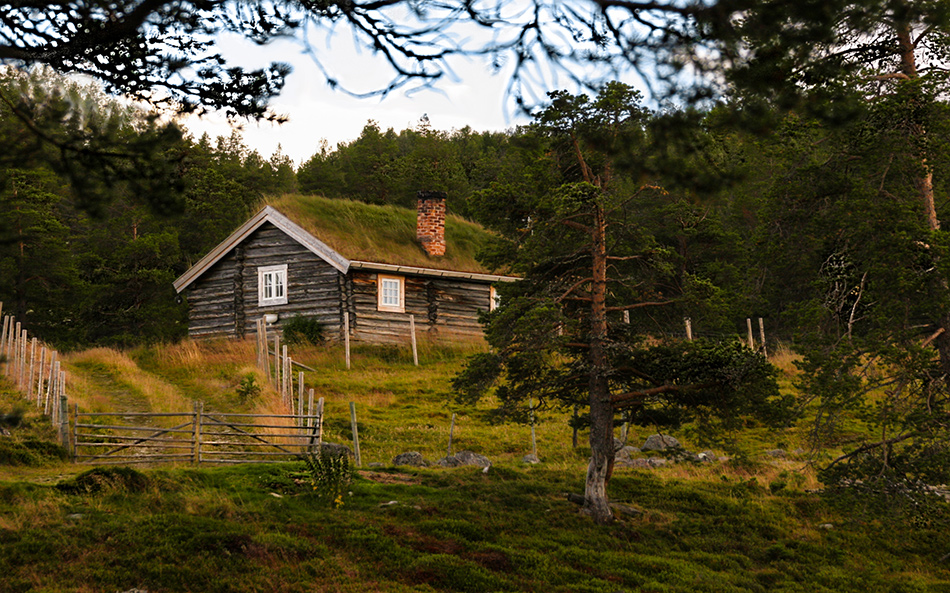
[377,275,405,313]
[490,285,501,311]
[258,264,288,306]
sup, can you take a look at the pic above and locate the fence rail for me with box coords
[72,403,324,465]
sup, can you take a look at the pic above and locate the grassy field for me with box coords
[0,339,948,592]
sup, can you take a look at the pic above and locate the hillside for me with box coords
[0,340,947,592]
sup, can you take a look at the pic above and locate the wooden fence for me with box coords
[0,303,70,447]
[72,401,325,465]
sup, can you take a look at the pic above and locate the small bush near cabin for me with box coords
[282,315,325,346]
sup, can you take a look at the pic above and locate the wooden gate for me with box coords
[72,402,324,465]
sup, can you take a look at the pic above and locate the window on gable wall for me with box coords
[377,275,405,313]
[258,264,288,306]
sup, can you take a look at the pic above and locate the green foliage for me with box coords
[56,467,152,494]
[236,374,262,403]
[281,315,325,346]
[301,447,353,507]
[0,438,68,466]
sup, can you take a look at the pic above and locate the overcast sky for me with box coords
[178,32,534,166]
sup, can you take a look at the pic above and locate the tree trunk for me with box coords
[584,203,615,523]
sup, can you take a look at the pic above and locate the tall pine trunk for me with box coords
[584,203,615,523]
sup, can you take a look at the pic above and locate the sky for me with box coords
[178,32,534,166]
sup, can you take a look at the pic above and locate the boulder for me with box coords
[438,450,491,468]
[392,451,426,467]
[615,446,640,461]
[765,449,787,458]
[314,442,353,458]
[697,450,718,462]
[615,457,667,470]
[522,453,540,464]
[640,434,681,451]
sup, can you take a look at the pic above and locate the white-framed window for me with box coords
[490,285,501,311]
[377,275,405,313]
[258,264,288,306]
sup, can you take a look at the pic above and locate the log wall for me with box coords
[186,223,344,339]
[185,223,494,344]
[347,270,491,344]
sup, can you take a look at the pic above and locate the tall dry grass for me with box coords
[65,348,192,414]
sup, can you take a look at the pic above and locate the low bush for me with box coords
[282,315,325,346]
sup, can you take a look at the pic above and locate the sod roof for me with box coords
[266,194,495,274]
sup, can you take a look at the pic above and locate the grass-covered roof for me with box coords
[266,194,491,273]
[266,194,496,274]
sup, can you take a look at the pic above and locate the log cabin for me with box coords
[173,192,517,344]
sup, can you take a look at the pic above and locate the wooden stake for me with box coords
[349,402,361,467]
[623,310,630,324]
[27,338,36,402]
[13,322,21,383]
[297,371,305,425]
[344,312,351,370]
[18,329,27,388]
[758,317,768,358]
[572,405,579,449]
[316,397,325,446]
[193,400,203,465]
[529,398,537,458]
[307,388,315,430]
[447,413,456,457]
[262,321,271,381]
[36,347,46,407]
[0,316,8,367]
[273,334,281,389]
[410,314,419,367]
[72,404,79,461]
[685,317,693,341]
[746,318,754,350]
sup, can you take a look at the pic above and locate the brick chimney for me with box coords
[417,191,446,257]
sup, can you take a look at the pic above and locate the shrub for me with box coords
[282,315,325,346]
[57,467,152,494]
[236,373,261,402]
[301,446,352,507]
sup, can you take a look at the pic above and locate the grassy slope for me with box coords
[0,341,948,593]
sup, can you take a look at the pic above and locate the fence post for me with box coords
[72,404,79,461]
[18,329,28,389]
[529,398,538,459]
[447,413,456,457]
[307,388,315,425]
[344,312,351,370]
[410,314,419,367]
[193,400,203,465]
[59,395,69,448]
[297,371,305,426]
[758,317,768,358]
[0,316,8,369]
[282,346,290,406]
[27,338,36,402]
[13,322,21,384]
[349,402,361,468]
[685,318,693,341]
[572,405,579,449]
[316,397,325,448]
[746,318,754,350]
[36,347,46,408]
[273,334,280,389]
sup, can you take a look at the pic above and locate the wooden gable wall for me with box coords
[185,223,344,339]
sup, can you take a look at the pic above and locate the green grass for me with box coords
[0,341,948,592]
[267,194,500,274]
